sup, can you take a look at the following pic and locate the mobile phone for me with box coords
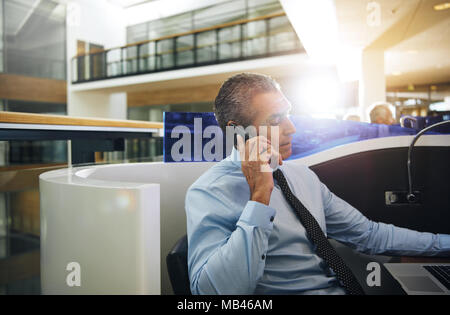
[230,124,251,148]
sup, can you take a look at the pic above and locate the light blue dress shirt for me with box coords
[185,148,450,295]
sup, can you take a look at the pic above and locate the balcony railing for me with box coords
[71,12,304,83]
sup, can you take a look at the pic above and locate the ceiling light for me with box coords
[433,2,450,11]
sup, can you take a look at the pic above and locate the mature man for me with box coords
[185,73,449,295]
[369,103,395,125]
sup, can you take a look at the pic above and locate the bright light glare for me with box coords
[280,0,361,82]
[280,0,339,63]
[336,46,362,82]
[296,75,341,117]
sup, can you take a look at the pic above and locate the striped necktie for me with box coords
[273,169,365,295]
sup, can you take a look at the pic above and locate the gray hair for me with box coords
[214,73,280,132]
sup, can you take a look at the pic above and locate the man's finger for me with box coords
[247,137,258,161]
[236,134,246,161]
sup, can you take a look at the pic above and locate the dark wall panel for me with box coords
[310,147,450,234]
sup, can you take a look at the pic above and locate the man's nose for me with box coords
[282,117,296,135]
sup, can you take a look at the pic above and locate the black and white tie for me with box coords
[272,169,365,295]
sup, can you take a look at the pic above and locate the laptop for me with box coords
[384,263,450,295]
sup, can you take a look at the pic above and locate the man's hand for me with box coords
[237,135,282,205]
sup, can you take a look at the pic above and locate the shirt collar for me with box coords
[229,146,242,168]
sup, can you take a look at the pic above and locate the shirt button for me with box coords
[270,216,274,222]
[261,254,266,260]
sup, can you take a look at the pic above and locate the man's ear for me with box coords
[227,120,238,127]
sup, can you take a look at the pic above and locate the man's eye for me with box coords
[270,114,288,125]
[270,119,281,126]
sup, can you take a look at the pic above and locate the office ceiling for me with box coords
[335,0,417,48]
[335,0,450,87]
[385,16,450,87]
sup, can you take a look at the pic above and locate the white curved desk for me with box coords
[39,135,449,294]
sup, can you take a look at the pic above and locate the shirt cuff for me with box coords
[238,200,276,230]
[438,234,450,252]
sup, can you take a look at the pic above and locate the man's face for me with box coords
[248,91,297,160]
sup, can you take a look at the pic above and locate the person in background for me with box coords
[344,114,361,122]
[369,103,395,125]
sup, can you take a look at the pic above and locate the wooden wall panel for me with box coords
[0,250,40,285]
[127,84,221,107]
[0,73,67,104]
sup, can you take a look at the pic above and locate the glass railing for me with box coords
[71,12,303,83]
[5,50,66,81]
